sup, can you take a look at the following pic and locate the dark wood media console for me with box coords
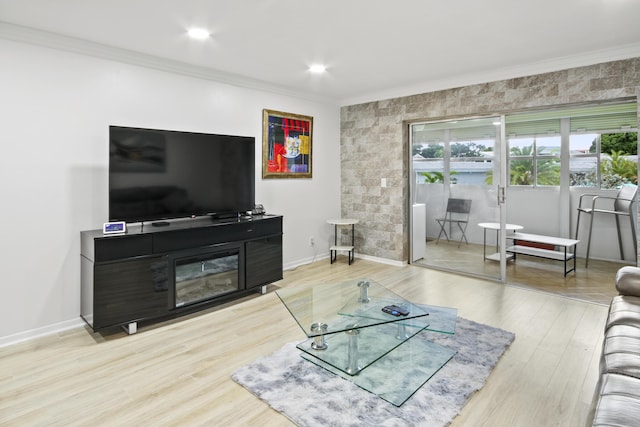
[80,214,283,333]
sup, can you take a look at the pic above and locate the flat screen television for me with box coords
[109,125,255,223]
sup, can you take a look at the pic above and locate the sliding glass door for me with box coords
[410,116,508,282]
[409,102,638,290]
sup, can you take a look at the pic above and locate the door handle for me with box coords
[498,186,506,205]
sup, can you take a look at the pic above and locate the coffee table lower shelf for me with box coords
[301,331,456,407]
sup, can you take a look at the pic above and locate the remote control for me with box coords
[382,304,410,316]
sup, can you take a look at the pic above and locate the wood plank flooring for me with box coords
[0,259,610,426]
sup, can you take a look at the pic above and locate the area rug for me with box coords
[232,317,515,426]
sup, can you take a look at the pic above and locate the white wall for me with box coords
[0,39,341,342]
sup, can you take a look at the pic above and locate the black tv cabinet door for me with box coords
[246,235,283,289]
[93,256,169,330]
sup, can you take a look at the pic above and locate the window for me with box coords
[570,132,638,188]
[412,103,637,189]
[450,139,494,185]
[507,136,561,186]
[412,118,498,185]
[412,129,445,183]
[505,115,561,187]
[506,102,637,189]
[569,133,598,186]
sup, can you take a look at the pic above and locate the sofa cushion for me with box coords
[616,266,640,297]
[600,324,640,379]
[589,267,640,426]
[591,373,640,426]
[606,295,640,331]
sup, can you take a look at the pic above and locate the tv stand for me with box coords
[80,214,283,333]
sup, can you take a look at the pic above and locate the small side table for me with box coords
[327,219,359,265]
[478,222,523,261]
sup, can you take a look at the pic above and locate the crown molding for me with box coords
[0,21,337,105]
[3,21,638,109]
[340,43,640,106]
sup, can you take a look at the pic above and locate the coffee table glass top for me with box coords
[275,279,459,406]
[275,278,431,337]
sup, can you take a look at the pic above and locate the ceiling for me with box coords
[1,0,640,105]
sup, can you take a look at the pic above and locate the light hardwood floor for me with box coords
[0,259,609,426]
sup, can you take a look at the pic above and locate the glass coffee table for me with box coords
[276,278,458,406]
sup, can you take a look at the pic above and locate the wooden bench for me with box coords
[507,232,579,276]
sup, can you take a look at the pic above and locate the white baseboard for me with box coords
[355,253,406,267]
[284,254,328,271]
[0,317,86,348]
[1,255,406,348]
[284,253,406,271]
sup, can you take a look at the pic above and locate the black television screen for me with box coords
[109,126,255,223]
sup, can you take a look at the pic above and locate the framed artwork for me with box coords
[262,109,313,179]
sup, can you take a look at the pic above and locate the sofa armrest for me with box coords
[616,267,640,297]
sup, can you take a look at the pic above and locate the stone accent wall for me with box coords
[340,58,640,263]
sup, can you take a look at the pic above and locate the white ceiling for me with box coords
[1,0,640,105]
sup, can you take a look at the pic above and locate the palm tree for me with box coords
[602,150,638,184]
[484,144,560,185]
[420,171,459,184]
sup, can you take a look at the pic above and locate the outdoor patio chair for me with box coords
[435,198,472,247]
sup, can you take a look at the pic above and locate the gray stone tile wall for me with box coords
[340,58,640,263]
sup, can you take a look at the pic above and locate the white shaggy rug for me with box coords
[232,317,515,426]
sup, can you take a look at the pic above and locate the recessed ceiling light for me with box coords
[187,28,210,40]
[309,64,327,74]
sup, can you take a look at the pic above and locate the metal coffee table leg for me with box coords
[345,326,360,374]
[357,280,370,303]
[396,322,410,340]
[310,322,328,350]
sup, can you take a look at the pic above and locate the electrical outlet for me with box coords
[309,236,315,246]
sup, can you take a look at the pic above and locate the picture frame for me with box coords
[262,109,313,179]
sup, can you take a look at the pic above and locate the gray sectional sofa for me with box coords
[589,266,640,425]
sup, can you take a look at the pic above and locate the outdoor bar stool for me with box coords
[575,185,637,267]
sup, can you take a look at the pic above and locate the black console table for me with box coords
[80,214,283,333]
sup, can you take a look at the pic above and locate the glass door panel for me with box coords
[410,116,506,282]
